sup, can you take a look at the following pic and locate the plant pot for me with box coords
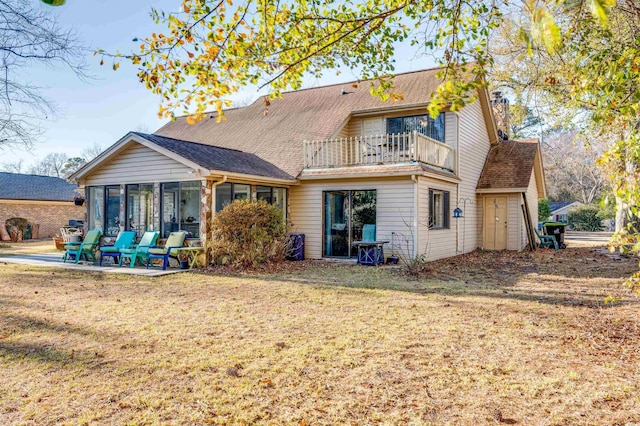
[74,198,85,206]
[179,260,189,269]
[386,256,399,265]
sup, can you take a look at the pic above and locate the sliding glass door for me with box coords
[323,190,377,258]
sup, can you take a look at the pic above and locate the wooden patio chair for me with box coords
[145,231,187,270]
[534,229,559,251]
[99,231,137,266]
[62,229,102,264]
[118,230,159,268]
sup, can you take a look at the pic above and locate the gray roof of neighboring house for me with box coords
[154,68,445,177]
[0,172,78,202]
[132,132,294,180]
[549,201,578,213]
[477,140,539,190]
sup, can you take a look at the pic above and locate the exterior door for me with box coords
[484,196,508,250]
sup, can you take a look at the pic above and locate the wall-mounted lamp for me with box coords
[453,207,464,218]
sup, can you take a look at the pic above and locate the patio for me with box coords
[0,251,187,277]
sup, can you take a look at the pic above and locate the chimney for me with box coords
[490,91,509,141]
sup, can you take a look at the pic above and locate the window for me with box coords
[87,185,122,236]
[126,184,154,236]
[387,113,445,143]
[88,186,104,232]
[161,181,201,238]
[216,183,287,217]
[429,189,450,229]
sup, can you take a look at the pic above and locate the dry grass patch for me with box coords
[0,240,59,256]
[0,247,639,425]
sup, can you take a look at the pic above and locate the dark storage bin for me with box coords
[286,233,305,261]
[24,224,32,240]
[543,222,567,248]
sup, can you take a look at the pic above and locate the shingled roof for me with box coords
[476,140,539,191]
[0,172,78,202]
[155,68,445,177]
[132,132,294,180]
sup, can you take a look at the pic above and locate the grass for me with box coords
[0,245,639,425]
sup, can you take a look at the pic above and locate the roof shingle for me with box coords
[0,172,78,202]
[133,132,294,180]
[154,68,444,177]
[476,140,539,190]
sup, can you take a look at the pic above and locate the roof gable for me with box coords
[155,68,448,177]
[70,132,293,183]
[476,140,541,191]
[0,172,78,202]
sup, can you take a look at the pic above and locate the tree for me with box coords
[0,0,85,150]
[104,0,618,123]
[0,159,24,173]
[29,153,68,178]
[542,131,609,204]
[60,157,86,178]
[80,143,106,161]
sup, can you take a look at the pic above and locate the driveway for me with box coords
[564,231,614,248]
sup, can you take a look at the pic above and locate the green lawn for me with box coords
[0,247,638,425]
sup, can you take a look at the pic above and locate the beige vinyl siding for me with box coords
[507,193,522,250]
[289,177,415,259]
[522,169,539,249]
[83,143,197,186]
[417,177,457,261]
[456,102,492,252]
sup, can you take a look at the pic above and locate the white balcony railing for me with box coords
[303,131,456,172]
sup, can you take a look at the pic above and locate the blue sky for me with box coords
[16,0,436,167]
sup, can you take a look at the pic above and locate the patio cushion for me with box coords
[148,248,168,255]
[100,246,120,253]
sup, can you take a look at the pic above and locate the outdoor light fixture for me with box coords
[453,207,463,218]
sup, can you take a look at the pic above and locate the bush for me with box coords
[209,199,286,267]
[538,198,551,221]
[568,205,604,231]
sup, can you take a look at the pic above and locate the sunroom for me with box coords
[70,132,296,248]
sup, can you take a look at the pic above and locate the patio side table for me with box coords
[177,247,204,269]
[351,240,389,266]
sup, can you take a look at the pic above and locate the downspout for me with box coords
[211,175,229,216]
[412,174,419,260]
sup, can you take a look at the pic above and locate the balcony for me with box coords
[303,131,456,173]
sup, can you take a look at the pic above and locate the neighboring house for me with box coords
[69,68,546,261]
[0,172,83,238]
[548,201,582,227]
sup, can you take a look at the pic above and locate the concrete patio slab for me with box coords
[0,253,188,277]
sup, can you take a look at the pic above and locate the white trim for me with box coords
[476,188,527,194]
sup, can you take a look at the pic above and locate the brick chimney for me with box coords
[491,91,509,141]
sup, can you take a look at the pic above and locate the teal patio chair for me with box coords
[534,229,559,251]
[118,230,159,268]
[99,231,137,266]
[63,229,102,264]
[146,231,187,270]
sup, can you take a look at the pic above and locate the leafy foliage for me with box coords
[568,205,604,232]
[538,198,551,221]
[209,199,286,267]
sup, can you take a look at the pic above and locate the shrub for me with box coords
[209,199,286,267]
[538,198,551,221]
[568,204,604,231]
